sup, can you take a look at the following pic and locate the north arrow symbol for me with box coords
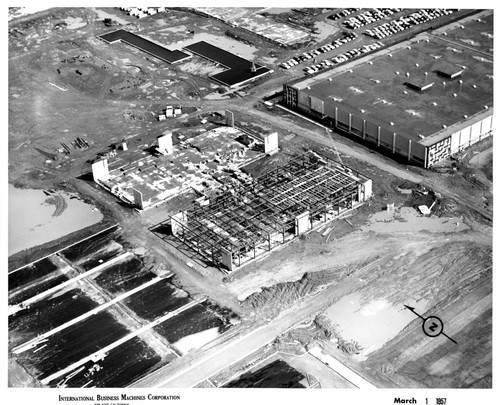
[404,304,458,344]
[404,305,425,320]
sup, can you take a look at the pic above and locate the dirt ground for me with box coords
[9,7,493,390]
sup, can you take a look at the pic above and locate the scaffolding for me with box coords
[169,152,372,270]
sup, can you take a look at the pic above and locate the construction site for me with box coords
[8,6,493,401]
[91,111,279,210]
[168,151,371,270]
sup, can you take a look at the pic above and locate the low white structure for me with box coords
[264,132,279,155]
[295,211,311,235]
[225,109,235,127]
[157,132,173,155]
[92,158,110,182]
[133,188,144,210]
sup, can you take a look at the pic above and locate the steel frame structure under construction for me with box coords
[170,152,372,271]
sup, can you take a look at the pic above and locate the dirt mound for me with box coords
[243,268,349,312]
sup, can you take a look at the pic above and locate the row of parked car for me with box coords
[118,7,166,18]
[329,8,360,21]
[365,9,455,40]
[280,32,357,70]
[342,8,402,30]
[303,41,383,75]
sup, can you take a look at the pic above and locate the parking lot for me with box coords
[280,32,358,71]
[277,8,468,78]
[342,8,402,30]
[365,9,456,40]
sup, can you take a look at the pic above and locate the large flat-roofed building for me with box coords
[283,12,493,168]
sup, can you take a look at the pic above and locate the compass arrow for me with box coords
[404,305,425,320]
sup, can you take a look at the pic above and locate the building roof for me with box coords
[289,20,493,145]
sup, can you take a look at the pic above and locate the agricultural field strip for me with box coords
[308,346,376,389]
[12,275,168,355]
[8,224,119,274]
[8,252,132,316]
[40,297,205,386]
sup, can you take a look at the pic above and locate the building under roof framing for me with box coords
[170,152,372,271]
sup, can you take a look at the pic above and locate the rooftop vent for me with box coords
[484,105,489,109]
[472,84,477,88]
[415,63,419,67]
[368,61,373,65]
[453,93,457,97]
[360,109,365,113]
[464,115,468,119]
[403,90,408,94]
[442,125,447,129]
[389,122,395,126]
[432,102,438,106]
[435,61,463,79]
[458,80,463,84]
[395,71,400,75]
[406,76,435,92]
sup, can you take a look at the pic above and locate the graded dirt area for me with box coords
[9,7,493,390]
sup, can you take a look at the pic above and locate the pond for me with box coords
[324,292,430,357]
[8,184,103,256]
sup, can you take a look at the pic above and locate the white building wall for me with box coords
[264,132,279,154]
[92,158,109,182]
[158,132,173,155]
[450,114,493,154]
[171,211,187,236]
[220,247,233,271]
[295,211,311,235]
[363,179,373,201]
